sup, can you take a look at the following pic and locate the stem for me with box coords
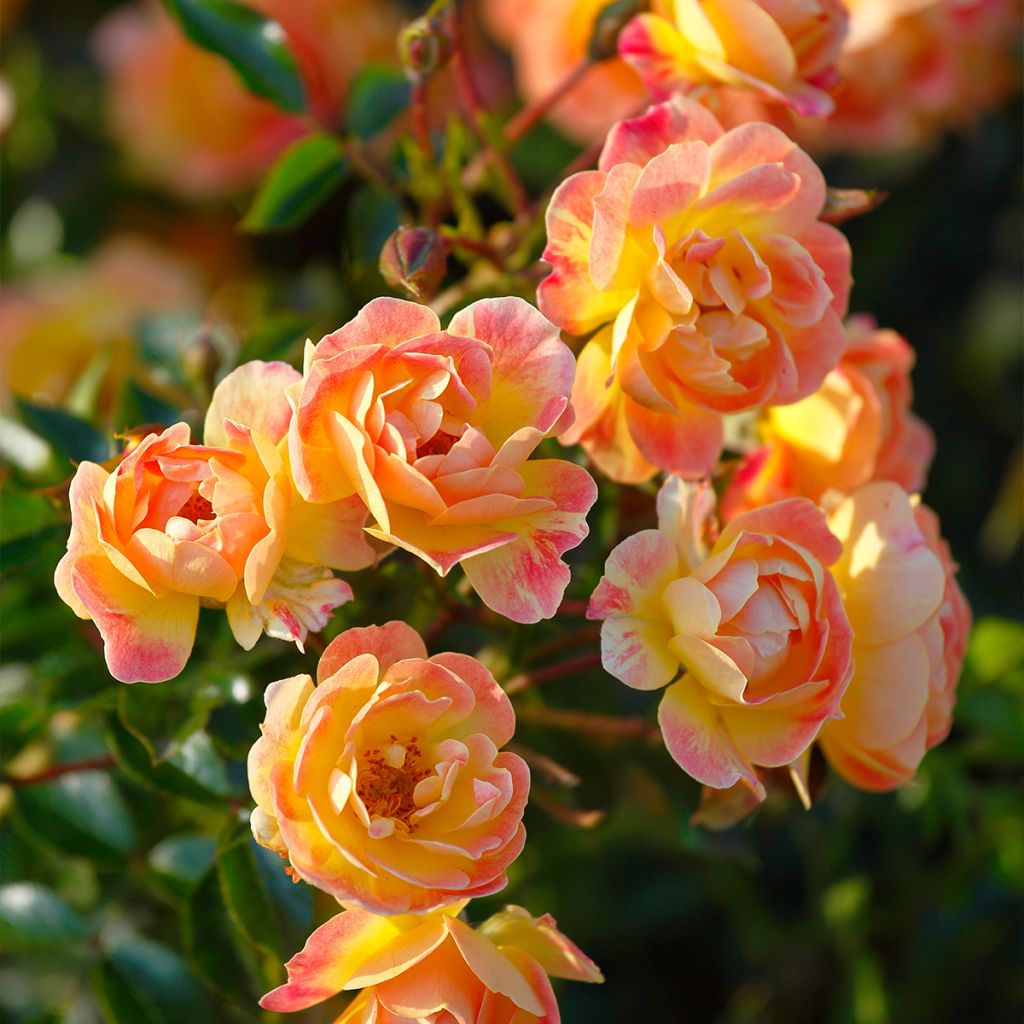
[450,1,529,215]
[514,704,660,742]
[504,60,592,144]
[505,652,603,694]
[2,755,116,787]
[507,742,580,788]
[441,231,506,270]
[410,80,433,161]
[524,624,601,665]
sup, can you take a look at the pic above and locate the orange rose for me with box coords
[248,622,530,914]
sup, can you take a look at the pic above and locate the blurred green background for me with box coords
[1,2,1021,1023]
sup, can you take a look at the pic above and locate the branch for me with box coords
[1,755,116,788]
[505,652,603,694]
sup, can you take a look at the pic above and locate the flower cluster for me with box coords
[41,0,989,1013]
[55,297,596,682]
[248,623,602,1020]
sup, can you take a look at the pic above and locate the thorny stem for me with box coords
[450,1,529,215]
[505,652,603,694]
[514,704,660,743]
[1,755,117,787]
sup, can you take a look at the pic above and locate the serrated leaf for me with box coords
[242,133,348,232]
[0,883,88,951]
[106,716,237,804]
[15,769,136,862]
[346,65,409,141]
[163,0,305,113]
[93,939,213,1024]
[15,398,111,464]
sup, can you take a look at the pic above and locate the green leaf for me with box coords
[106,716,237,804]
[93,938,214,1024]
[117,680,214,764]
[216,819,281,959]
[15,398,111,463]
[238,312,312,363]
[182,869,262,1001]
[163,0,305,112]
[346,64,410,141]
[0,489,63,543]
[242,132,348,232]
[148,834,217,898]
[15,769,136,862]
[216,817,313,961]
[0,883,88,951]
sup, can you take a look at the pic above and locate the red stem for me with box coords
[505,651,603,694]
[2,755,116,787]
[504,60,592,144]
[450,4,530,214]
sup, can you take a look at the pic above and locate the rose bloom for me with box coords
[54,364,373,683]
[287,297,597,623]
[483,0,648,143]
[780,0,1022,153]
[260,902,602,1022]
[1,236,201,411]
[619,0,848,117]
[819,483,970,790]
[248,622,530,914]
[202,360,376,651]
[589,477,852,796]
[94,0,400,198]
[54,424,242,683]
[541,96,851,483]
[722,315,935,517]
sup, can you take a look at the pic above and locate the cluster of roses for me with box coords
[54,295,605,1019]
[544,95,969,807]
[51,1,978,1016]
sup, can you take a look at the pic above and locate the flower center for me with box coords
[177,492,214,523]
[356,735,432,829]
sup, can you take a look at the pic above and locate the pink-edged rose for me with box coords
[260,902,602,1022]
[542,96,851,482]
[589,477,853,797]
[248,622,530,914]
[287,296,597,623]
[820,483,971,790]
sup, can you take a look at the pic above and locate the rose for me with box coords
[589,477,853,796]
[260,902,602,1022]
[54,424,242,682]
[722,314,935,517]
[619,0,848,117]
[541,96,851,482]
[287,296,597,623]
[202,361,376,651]
[247,621,530,914]
[819,482,970,789]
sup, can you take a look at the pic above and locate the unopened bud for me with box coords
[588,0,647,62]
[398,16,453,83]
[379,226,447,301]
